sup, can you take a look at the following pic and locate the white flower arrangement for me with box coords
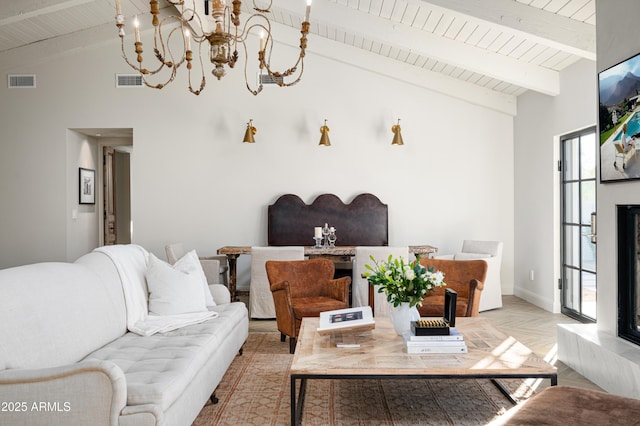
[363,254,446,308]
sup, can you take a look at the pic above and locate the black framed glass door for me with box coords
[560,127,597,322]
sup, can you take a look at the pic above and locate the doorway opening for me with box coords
[103,144,132,245]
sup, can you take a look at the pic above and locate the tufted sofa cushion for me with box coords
[83,302,246,410]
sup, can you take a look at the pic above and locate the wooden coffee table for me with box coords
[289,316,557,426]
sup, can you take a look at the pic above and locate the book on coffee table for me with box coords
[405,343,468,354]
[406,327,464,341]
[403,331,468,353]
[317,306,375,335]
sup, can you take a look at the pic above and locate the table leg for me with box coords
[491,379,519,405]
[491,375,557,405]
[225,254,239,302]
[291,376,307,426]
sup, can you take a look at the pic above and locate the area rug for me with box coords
[193,333,535,426]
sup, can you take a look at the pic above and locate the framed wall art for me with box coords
[79,167,96,204]
[598,51,640,183]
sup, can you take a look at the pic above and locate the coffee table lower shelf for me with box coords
[290,372,557,426]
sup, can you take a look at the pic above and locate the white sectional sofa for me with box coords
[0,245,249,426]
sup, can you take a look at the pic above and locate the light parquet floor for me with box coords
[246,295,604,393]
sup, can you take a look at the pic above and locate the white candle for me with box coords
[305,0,311,22]
[185,29,191,51]
[259,31,265,51]
[134,16,140,43]
[329,227,335,233]
[314,227,322,238]
[116,0,122,15]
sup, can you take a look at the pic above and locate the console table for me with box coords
[217,245,437,301]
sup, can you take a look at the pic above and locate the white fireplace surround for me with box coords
[558,324,640,398]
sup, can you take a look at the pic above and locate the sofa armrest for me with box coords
[119,403,163,426]
[199,258,222,285]
[198,254,229,269]
[0,360,128,426]
[209,284,231,305]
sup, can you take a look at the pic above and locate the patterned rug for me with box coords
[193,333,534,426]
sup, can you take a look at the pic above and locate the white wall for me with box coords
[66,130,99,261]
[513,59,597,311]
[0,31,514,292]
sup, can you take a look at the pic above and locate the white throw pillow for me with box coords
[455,252,492,260]
[174,250,216,307]
[146,253,207,315]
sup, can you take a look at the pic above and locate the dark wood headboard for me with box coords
[268,193,388,246]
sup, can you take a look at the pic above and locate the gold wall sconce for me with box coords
[243,119,256,143]
[319,119,331,146]
[391,119,404,145]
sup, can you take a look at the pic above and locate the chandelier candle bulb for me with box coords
[185,29,191,51]
[259,31,265,51]
[134,17,140,43]
[305,0,312,22]
[115,0,122,16]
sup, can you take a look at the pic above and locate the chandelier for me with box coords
[114,0,311,95]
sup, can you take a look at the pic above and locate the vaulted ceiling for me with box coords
[0,0,595,115]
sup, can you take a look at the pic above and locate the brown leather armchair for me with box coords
[417,258,488,317]
[265,258,350,353]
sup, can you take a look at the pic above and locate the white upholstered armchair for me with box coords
[165,243,229,286]
[352,246,409,317]
[433,240,503,311]
[249,246,305,319]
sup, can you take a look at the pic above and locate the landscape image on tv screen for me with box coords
[599,51,640,182]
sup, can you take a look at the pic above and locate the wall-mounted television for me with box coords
[598,51,640,183]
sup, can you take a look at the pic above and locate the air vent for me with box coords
[8,74,36,88]
[116,74,143,88]
[259,74,284,86]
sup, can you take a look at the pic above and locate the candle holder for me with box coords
[328,230,337,247]
[322,223,331,248]
[313,236,323,248]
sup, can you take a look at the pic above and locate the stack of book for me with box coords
[403,328,468,353]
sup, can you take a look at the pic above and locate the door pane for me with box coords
[581,133,596,179]
[563,137,579,180]
[564,267,580,311]
[581,271,596,319]
[581,230,596,272]
[580,181,596,224]
[564,182,580,224]
[564,225,580,267]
